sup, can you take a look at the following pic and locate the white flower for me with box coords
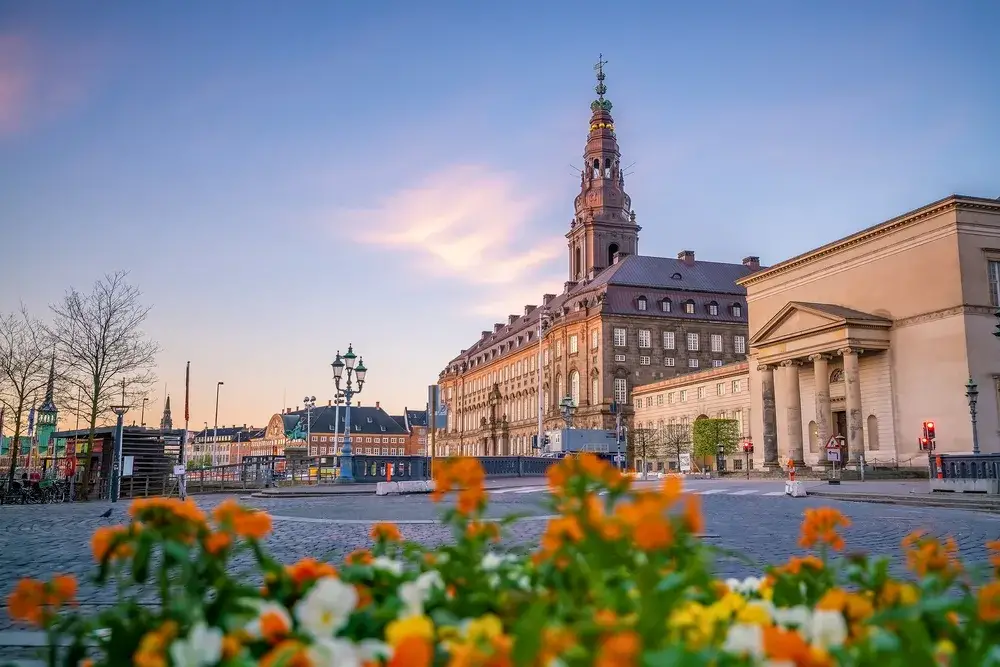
[481,552,504,571]
[244,601,292,640]
[169,622,223,667]
[810,609,848,649]
[305,637,392,667]
[294,576,358,639]
[487,574,501,589]
[773,605,812,633]
[722,623,764,658]
[398,570,444,617]
[516,575,531,590]
[372,556,405,576]
[725,576,763,596]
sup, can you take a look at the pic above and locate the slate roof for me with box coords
[283,405,407,436]
[794,302,891,322]
[390,415,408,431]
[590,254,756,294]
[405,409,428,428]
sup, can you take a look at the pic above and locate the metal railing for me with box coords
[930,453,1000,480]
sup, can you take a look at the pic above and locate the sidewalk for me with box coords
[253,476,550,498]
[803,479,1000,512]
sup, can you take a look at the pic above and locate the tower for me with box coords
[35,356,58,452]
[567,55,640,281]
[160,395,173,431]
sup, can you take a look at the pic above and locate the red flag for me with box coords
[184,361,190,422]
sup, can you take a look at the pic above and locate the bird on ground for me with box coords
[99,508,113,519]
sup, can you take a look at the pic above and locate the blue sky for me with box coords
[1,0,998,428]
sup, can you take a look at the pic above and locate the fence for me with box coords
[929,453,1000,493]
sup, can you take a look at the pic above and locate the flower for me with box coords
[810,609,848,649]
[901,531,962,579]
[595,630,640,667]
[799,507,851,552]
[90,525,133,563]
[388,635,433,667]
[294,576,358,638]
[6,575,77,626]
[385,614,435,647]
[306,637,391,667]
[372,556,405,576]
[346,548,374,566]
[723,623,765,658]
[398,570,444,617]
[202,531,231,555]
[213,500,272,540]
[134,621,178,667]
[245,601,292,643]
[480,552,504,571]
[286,557,339,587]
[259,639,312,667]
[371,522,403,542]
[978,581,1000,623]
[169,622,223,667]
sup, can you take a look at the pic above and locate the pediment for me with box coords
[750,301,890,347]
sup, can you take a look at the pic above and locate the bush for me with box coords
[7,454,1000,666]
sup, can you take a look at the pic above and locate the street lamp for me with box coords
[535,308,550,454]
[559,395,576,429]
[716,442,725,474]
[966,376,980,456]
[140,397,148,428]
[333,344,366,483]
[213,381,224,466]
[303,396,317,456]
[109,380,129,503]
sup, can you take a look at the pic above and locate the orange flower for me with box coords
[594,609,618,628]
[389,635,433,667]
[286,557,338,587]
[901,531,962,579]
[762,626,831,666]
[681,493,704,535]
[259,640,312,667]
[431,457,486,508]
[539,516,584,558]
[214,499,272,540]
[371,522,403,542]
[48,574,77,607]
[7,575,78,626]
[537,626,576,667]
[131,497,207,529]
[775,555,825,576]
[222,635,242,660]
[978,581,1000,623]
[354,583,373,609]
[90,524,133,563]
[799,507,851,552]
[133,621,178,667]
[617,494,674,551]
[346,549,374,566]
[595,631,640,667]
[466,520,501,542]
[816,588,874,638]
[260,609,292,643]
[203,531,232,555]
[986,539,1000,575]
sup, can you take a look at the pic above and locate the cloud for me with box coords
[0,31,102,138]
[346,164,566,314]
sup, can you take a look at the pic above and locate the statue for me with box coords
[285,419,306,442]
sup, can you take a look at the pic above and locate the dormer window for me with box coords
[660,298,671,313]
[708,301,719,316]
[637,296,648,311]
[731,303,743,317]
[671,272,682,280]
[683,300,695,314]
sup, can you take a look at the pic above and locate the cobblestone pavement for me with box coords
[1,489,998,633]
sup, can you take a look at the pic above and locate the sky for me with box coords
[1,0,998,431]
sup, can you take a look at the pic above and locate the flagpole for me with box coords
[180,361,190,500]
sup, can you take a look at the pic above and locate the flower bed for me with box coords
[6,454,1000,666]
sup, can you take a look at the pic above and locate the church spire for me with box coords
[566,55,639,281]
[160,395,173,431]
[39,355,56,414]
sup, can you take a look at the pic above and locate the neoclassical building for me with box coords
[435,61,758,456]
[743,194,1000,469]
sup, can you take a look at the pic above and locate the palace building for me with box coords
[435,61,759,457]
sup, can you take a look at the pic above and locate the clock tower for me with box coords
[567,55,640,281]
[35,356,58,453]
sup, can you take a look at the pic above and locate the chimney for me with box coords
[481,330,491,339]
[542,293,556,305]
[508,314,518,325]
[494,323,504,333]
[524,304,536,316]
[327,399,332,406]
[678,250,695,266]
[742,256,760,270]
[376,401,380,409]
[295,405,299,412]
[564,280,577,293]
[243,423,247,429]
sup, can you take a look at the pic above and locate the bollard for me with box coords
[935,455,943,479]
[787,458,796,482]
[386,463,393,482]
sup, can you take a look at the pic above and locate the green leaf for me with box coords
[511,601,548,665]
[132,538,152,584]
[643,647,705,667]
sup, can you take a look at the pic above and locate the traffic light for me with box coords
[918,437,931,451]
[922,421,936,441]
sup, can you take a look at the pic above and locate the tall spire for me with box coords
[592,53,611,112]
[39,355,56,413]
[160,395,173,431]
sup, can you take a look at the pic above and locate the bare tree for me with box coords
[0,307,53,490]
[627,426,663,474]
[661,423,692,470]
[48,272,160,499]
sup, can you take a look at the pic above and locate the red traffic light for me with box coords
[922,420,936,440]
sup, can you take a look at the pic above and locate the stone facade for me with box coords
[435,61,757,458]
[741,195,1000,470]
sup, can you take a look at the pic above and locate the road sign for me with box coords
[826,449,841,462]
[173,464,186,476]
[679,452,692,473]
[825,435,841,449]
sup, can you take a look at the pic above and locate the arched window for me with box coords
[570,370,580,406]
[592,158,600,178]
[637,295,647,311]
[683,300,696,314]
[660,298,671,313]
[830,369,844,383]
[556,375,564,406]
[591,373,599,405]
[708,301,719,316]
[574,246,582,277]
[608,243,620,266]
[731,303,743,317]
[867,415,880,450]
[808,421,819,453]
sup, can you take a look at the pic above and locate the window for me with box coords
[679,390,687,403]
[663,331,675,350]
[656,393,664,406]
[382,448,388,455]
[687,333,700,351]
[668,392,675,404]
[615,354,626,362]
[697,386,705,399]
[664,357,675,367]
[708,302,719,316]
[712,360,724,368]
[555,340,562,358]
[613,327,626,346]
[614,378,628,403]
[732,304,742,317]
[638,329,651,348]
[990,261,1000,306]
[688,358,699,368]
[637,296,647,311]
[711,334,723,352]
[734,458,743,471]
[591,330,599,349]
[732,379,741,393]
[645,397,652,408]
[640,356,651,365]
[569,335,578,354]
[684,301,695,314]
[717,383,725,396]
[661,299,671,313]
[591,375,599,403]
[734,335,746,354]
[634,398,642,409]
[570,370,580,406]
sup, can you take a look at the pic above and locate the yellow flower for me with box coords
[736,602,773,627]
[385,614,434,647]
[713,592,747,618]
[464,614,503,642]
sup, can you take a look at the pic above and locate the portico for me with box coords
[749,302,891,468]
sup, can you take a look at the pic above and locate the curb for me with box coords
[805,490,1000,513]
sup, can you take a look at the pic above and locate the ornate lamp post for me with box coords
[559,395,576,430]
[109,381,129,503]
[332,344,366,483]
[966,377,980,456]
[140,397,148,427]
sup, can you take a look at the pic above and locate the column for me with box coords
[759,364,779,468]
[810,354,832,453]
[780,360,804,465]
[839,347,864,463]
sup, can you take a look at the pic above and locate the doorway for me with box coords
[833,411,848,439]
